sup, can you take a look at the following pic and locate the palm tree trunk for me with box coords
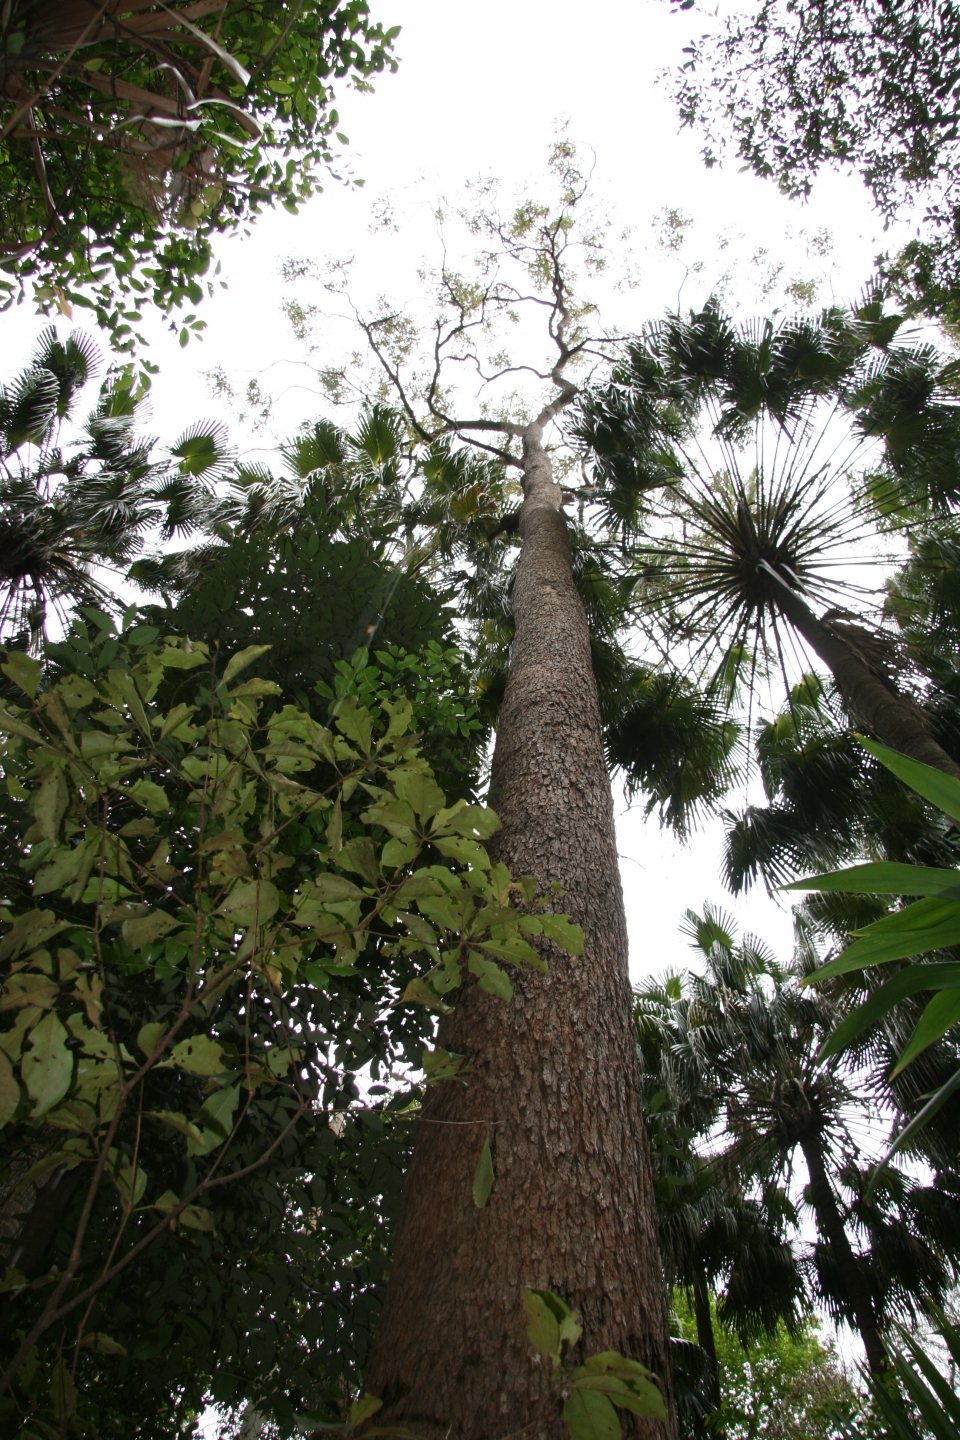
[773,583,960,780]
[365,423,676,1438]
[692,1265,721,1414]
[797,1132,887,1375]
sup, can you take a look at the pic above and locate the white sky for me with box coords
[2,0,920,994]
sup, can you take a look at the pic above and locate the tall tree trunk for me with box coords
[364,423,676,1438]
[773,583,960,780]
[692,1264,721,1414]
[797,1132,887,1376]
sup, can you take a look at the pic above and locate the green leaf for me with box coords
[217,879,280,928]
[811,897,960,980]
[538,913,585,956]
[786,861,960,897]
[441,803,501,840]
[399,977,453,1011]
[2,651,42,698]
[221,645,271,688]
[472,1135,494,1207]
[894,988,960,1074]
[350,1394,383,1430]
[167,1035,226,1076]
[0,909,69,963]
[523,1288,562,1367]
[818,963,960,1059]
[158,703,197,740]
[80,1332,127,1355]
[35,767,68,842]
[179,1205,216,1231]
[137,1022,168,1057]
[122,910,181,950]
[468,950,514,1000]
[563,1388,622,1440]
[382,836,419,868]
[21,1012,73,1117]
[302,874,366,902]
[857,735,960,823]
[0,971,59,1011]
[0,1050,21,1126]
[394,770,447,820]
[129,779,169,814]
[334,695,373,753]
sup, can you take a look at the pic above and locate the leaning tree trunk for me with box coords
[774,584,960,780]
[364,423,676,1438]
[797,1132,887,1376]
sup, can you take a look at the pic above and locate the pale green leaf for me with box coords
[2,651,42,698]
[522,1289,562,1367]
[34,766,68,842]
[217,879,279,928]
[121,910,181,950]
[167,1035,226,1076]
[137,1022,168,1057]
[468,950,514,1000]
[0,1050,20,1126]
[22,1012,73,1116]
[472,1135,494,1208]
[858,735,960,823]
[393,770,447,820]
[894,989,960,1074]
[179,1205,216,1231]
[563,1389,621,1440]
[80,1332,127,1355]
[350,1394,383,1430]
[221,644,271,688]
[786,861,960,897]
[334,695,373,753]
[129,779,169,814]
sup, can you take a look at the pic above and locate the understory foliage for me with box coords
[0,620,581,1435]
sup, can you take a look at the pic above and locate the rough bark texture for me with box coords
[775,587,960,779]
[365,425,676,1439]
[798,1134,887,1376]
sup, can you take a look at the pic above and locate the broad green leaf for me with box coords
[326,797,342,855]
[22,1012,73,1116]
[58,674,99,709]
[0,704,47,745]
[579,1353,655,1379]
[382,836,419,868]
[122,910,181,950]
[786,861,960,897]
[350,1395,384,1430]
[0,910,69,963]
[399,978,453,1011]
[818,964,960,1059]
[217,879,280,929]
[302,874,366,903]
[571,1374,665,1420]
[468,950,514,999]
[894,989,960,1074]
[34,843,88,896]
[394,770,447,820]
[812,897,960,980]
[158,703,197,740]
[0,972,59,1011]
[472,1135,494,1208]
[179,1205,216,1231]
[221,644,271,687]
[858,735,960,823]
[438,803,501,840]
[476,934,539,970]
[159,642,208,670]
[35,767,68,842]
[167,1035,226,1076]
[538,913,585,956]
[2,651,42,698]
[563,1388,621,1440]
[227,677,282,699]
[523,1288,562,1367]
[433,835,490,869]
[80,1333,127,1355]
[137,1022,168,1057]
[0,1050,20,1126]
[334,695,373,753]
[129,779,169,814]
[188,1083,241,1155]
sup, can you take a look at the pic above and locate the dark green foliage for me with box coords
[666,0,960,323]
[0,1,398,346]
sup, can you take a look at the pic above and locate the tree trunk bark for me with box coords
[797,1132,887,1376]
[364,423,676,1439]
[692,1264,720,1414]
[773,584,960,780]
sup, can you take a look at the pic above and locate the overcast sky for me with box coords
[3,0,919,987]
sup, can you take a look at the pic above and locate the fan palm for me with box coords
[647,906,960,1376]
[0,326,229,646]
[576,296,960,779]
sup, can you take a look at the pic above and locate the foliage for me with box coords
[0,326,229,647]
[672,1293,860,1440]
[795,736,960,1162]
[0,1,399,347]
[520,1288,667,1440]
[666,0,960,324]
[840,1308,960,1440]
[0,619,581,1434]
